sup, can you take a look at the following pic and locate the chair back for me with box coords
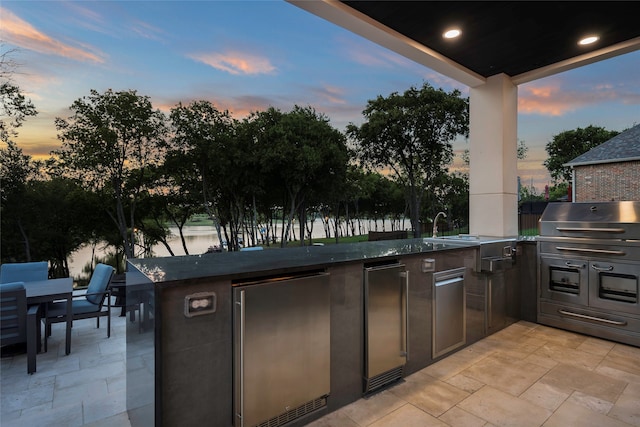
[85,264,115,306]
[0,262,48,283]
[0,282,27,347]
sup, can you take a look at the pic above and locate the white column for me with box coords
[469,74,518,237]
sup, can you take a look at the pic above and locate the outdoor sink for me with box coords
[422,237,479,248]
[424,241,451,250]
[437,234,480,241]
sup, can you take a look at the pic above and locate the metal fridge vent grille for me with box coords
[365,366,404,393]
[255,396,327,427]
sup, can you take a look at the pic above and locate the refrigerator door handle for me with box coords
[237,290,245,427]
[400,271,409,361]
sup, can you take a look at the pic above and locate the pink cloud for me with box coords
[519,83,574,116]
[518,79,637,117]
[188,51,276,75]
[0,7,105,63]
[310,85,347,105]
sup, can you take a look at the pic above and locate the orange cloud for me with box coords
[518,79,632,117]
[519,83,570,116]
[0,7,105,63]
[188,51,276,75]
[156,95,271,121]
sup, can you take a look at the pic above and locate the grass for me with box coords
[520,228,539,236]
[307,235,370,245]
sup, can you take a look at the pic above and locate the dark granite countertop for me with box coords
[127,237,483,285]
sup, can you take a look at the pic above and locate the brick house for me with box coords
[565,124,640,202]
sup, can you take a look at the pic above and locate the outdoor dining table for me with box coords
[24,278,73,355]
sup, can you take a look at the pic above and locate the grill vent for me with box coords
[255,396,327,427]
[364,366,404,394]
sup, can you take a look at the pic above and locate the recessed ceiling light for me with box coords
[443,28,461,39]
[578,35,599,45]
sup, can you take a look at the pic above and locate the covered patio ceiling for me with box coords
[290,1,640,237]
[291,1,640,87]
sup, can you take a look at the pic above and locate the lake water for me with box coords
[68,218,407,278]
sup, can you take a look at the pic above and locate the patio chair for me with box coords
[108,274,143,333]
[0,282,41,374]
[0,261,48,283]
[43,263,114,352]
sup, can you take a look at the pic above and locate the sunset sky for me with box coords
[2,1,639,193]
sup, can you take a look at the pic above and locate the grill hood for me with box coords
[539,201,640,239]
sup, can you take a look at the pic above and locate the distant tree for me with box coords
[140,163,203,256]
[1,143,103,274]
[427,172,469,233]
[519,185,544,202]
[517,139,529,160]
[341,164,372,237]
[548,182,570,201]
[53,89,168,259]
[356,172,406,232]
[347,82,469,237]
[249,106,349,247]
[1,45,38,144]
[1,141,38,261]
[0,140,33,204]
[544,125,619,184]
[169,100,239,250]
[22,178,104,277]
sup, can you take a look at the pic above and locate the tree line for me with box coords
[2,43,623,279]
[2,83,471,277]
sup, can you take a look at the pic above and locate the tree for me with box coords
[519,184,544,203]
[169,100,239,250]
[139,163,204,256]
[1,45,38,144]
[53,89,168,259]
[22,178,105,277]
[428,172,469,232]
[347,82,469,237]
[1,140,33,204]
[1,141,39,261]
[544,125,619,184]
[251,106,349,247]
[548,182,570,201]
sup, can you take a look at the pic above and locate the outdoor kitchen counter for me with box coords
[127,237,480,284]
[125,237,521,427]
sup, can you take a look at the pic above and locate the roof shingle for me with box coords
[565,124,640,166]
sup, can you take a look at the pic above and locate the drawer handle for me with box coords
[591,264,614,272]
[556,227,625,233]
[565,262,586,269]
[558,309,627,326]
[555,246,626,256]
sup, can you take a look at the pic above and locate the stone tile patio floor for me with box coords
[2,312,639,427]
[1,308,131,427]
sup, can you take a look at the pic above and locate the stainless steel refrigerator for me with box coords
[363,263,408,393]
[233,272,331,427]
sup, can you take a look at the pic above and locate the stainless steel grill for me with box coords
[537,201,640,347]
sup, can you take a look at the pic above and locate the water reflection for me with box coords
[69,220,406,277]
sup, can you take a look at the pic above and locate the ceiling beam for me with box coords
[288,0,486,88]
[290,1,640,89]
[512,36,640,85]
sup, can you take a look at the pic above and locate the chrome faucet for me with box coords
[432,212,447,238]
